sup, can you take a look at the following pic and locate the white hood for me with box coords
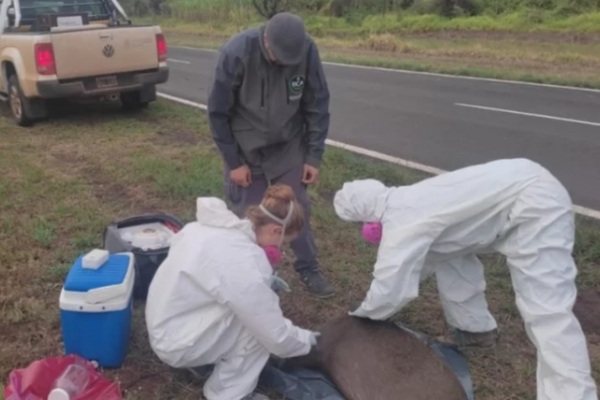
[333,179,391,222]
[196,197,255,239]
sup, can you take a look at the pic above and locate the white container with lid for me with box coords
[48,388,74,400]
[118,222,174,250]
[48,362,90,400]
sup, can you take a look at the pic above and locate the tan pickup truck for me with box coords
[0,0,169,126]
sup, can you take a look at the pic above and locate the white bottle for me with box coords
[48,361,90,400]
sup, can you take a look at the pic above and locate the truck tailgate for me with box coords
[51,26,159,80]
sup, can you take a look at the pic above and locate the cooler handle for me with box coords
[86,253,135,304]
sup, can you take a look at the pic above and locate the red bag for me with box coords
[3,354,122,400]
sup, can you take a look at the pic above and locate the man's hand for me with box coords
[230,165,251,187]
[302,164,319,185]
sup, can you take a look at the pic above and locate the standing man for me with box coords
[207,12,334,298]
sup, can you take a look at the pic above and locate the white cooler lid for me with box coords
[59,252,135,313]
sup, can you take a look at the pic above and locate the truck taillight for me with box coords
[35,43,56,75]
[156,33,167,63]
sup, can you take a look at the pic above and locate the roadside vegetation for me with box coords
[124,0,600,87]
[1,100,600,399]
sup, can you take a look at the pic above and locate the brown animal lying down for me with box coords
[281,315,467,400]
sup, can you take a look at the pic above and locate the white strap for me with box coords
[259,201,294,227]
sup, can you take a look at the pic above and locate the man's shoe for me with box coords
[450,327,499,349]
[299,270,334,298]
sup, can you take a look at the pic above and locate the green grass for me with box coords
[158,0,600,34]
[0,99,599,400]
[160,25,600,89]
[135,0,600,89]
[147,2,600,89]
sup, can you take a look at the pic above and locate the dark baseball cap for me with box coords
[264,12,307,66]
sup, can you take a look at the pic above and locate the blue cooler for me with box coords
[59,251,135,368]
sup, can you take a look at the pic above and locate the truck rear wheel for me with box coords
[8,75,35,127]
[121,90,150,111]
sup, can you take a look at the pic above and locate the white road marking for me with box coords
[455,103,600,127]
[167,58,191,64]
[156,92,600,221]
[158,92,204,108]
[325,140,445,175]
[172,46,217,53]
[169,46,600,94]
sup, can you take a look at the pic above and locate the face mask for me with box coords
[362,222,382,244]
[259,201,295,266]
[264,246,282,266]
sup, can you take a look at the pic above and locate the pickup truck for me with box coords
[0,0,169,126]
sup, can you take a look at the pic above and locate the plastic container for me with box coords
[118,222,174,250]
[59,252,135,368]
[48,362,90,400]
[102,214,183,301]
[82,249,109,270]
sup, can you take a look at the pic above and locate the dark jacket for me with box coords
[207,25,331,180]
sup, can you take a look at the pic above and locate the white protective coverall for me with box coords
[333,158,597,400]
[145,197,314,400]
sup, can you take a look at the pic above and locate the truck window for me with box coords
[18,0,111,24]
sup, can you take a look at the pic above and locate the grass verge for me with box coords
[1,99,599,400]
[151,17,600,89]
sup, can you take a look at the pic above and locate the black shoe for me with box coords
[299,270,334,298]
[450,328,499,349]
[186,365,213,379]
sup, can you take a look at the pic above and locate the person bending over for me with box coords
[334,158,597,400]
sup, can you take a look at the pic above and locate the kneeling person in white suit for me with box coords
[333,158,596,400]
[146,184,318,400]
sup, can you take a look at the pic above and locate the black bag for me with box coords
[102,214,184,301]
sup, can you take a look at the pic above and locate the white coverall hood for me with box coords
[333,179,391,222]
[195,197,255,237]
[340,158,596,400]
[145,197,314,400]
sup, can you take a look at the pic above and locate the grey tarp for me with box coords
[258,323,474,400]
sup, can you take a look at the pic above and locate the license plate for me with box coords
[96,75,118,89]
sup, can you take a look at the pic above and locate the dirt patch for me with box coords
[51,151,80,165]
[324,29,600,44]
[410,30,600,44]
[0,316,22,349]
[321,46,600,83]
[79,165,132,203]
[574,288,600,338]
[99,183,131,204]
[326,45,596,69]
[316,190,336,204]
[154,129,200,146]
[165,29,600,84]
[109,365,167,398]
[167,28,600,44]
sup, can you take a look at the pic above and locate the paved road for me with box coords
[160,46,600,211]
